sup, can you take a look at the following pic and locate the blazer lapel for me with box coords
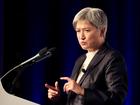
[78,45,108,85]
[71,55,86,80]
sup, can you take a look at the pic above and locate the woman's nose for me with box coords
[80,32,85,40]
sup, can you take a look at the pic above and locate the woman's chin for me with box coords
[81,46,88,50]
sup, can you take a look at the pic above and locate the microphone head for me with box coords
[39,47,48,56]
[82,69,86,73]
[47,47,56,53]
[39,47,56,57]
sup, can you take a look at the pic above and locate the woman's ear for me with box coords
[100,27,106,39]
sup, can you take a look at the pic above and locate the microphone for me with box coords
[19,47,55,66]
[0,47,56,80]
[82,69,86,73]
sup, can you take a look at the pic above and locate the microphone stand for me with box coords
[0,47,55,94]
[9,62,34,94]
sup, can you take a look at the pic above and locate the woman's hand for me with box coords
[60,77,84,96]
[45,81,60,101]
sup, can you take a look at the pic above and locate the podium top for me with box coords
[0,80,40,105]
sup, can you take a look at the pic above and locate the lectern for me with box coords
[0,80,40,105]
[0,47,56,105]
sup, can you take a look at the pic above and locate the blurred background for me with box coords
[0,0,140,105]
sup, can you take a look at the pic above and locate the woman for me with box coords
[45,7,128,105]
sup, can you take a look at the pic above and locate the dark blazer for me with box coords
[66,43,128,105]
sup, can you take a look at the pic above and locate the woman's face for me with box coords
[75,20,105,52]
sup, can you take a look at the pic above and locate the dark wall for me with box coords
[0,0,140,105]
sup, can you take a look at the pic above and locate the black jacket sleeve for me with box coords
[84,52,128,105]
